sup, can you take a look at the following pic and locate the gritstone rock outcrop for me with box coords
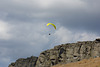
[8,56,38,67]
[9,38,100,67]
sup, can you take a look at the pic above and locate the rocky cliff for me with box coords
[9,38,100,67]
[8,56,38,67]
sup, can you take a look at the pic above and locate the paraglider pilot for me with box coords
[49,33,51,35]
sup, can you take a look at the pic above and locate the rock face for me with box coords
[8,56,38,67]
[35,40,100,67]
[9,39,100,67]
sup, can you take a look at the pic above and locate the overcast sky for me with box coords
[0,0,100,67]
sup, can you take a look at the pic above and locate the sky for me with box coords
[0,0,100,67]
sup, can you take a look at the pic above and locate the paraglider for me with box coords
[47,23,56,35]
[47,23,56,29]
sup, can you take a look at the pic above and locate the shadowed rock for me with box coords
[95,38,100,42]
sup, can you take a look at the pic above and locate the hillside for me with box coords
[52,57,100,67]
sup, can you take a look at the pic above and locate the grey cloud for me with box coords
[0,21,50,66]
[59,11,100,33]
[0,0,99,33]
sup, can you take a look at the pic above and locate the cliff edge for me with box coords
[9,38,100,67]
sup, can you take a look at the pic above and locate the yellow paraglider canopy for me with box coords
[47,23,56,29]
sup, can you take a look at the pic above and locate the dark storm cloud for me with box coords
[55,0,100,33]
[0,0,100,33]
[0,0,43,22]
[59,11,100,33]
